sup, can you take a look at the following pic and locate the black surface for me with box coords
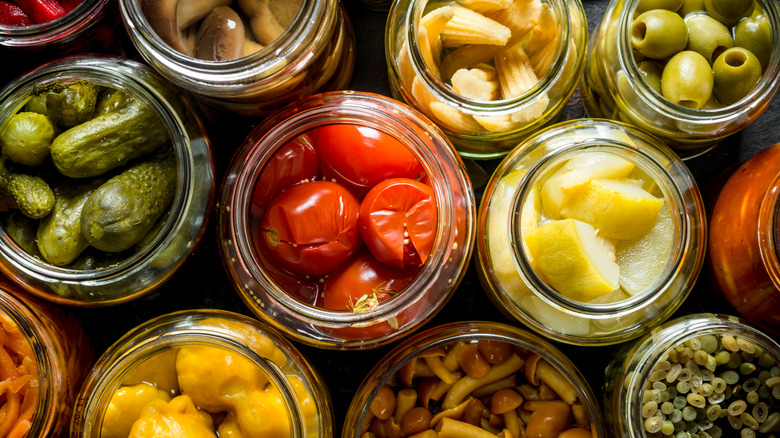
[7,0,779,436]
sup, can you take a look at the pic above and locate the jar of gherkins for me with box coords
[0,55,215,306]
[605,313,780,438]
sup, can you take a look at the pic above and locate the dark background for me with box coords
[6,0,777,435]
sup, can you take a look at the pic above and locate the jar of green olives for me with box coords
[605,313,780,437]
[0,55,214,306]
[583,0,780,158]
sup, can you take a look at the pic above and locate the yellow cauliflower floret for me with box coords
[101,383,172,438]
[217,387,291,438]
[121,349,180,395]
[128,395,216,438]
[200,318,287,367]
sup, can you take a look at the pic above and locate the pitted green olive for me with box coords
[637,59,663,94]
[631,9,689,60]
[685,14,734,63]
[679,0,705,16]
[635,0,684,14]
[735,14,771,69]
[712,47,763,105]
[704,0,754,26]
[661,50,713,109]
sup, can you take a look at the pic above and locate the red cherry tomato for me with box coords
[358,178,437,269]
[252,235,322,305]
[313,124,424,195]
[258,181,362,276]
[251,134,319,218]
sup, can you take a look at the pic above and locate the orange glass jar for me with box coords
[709,144,780,336]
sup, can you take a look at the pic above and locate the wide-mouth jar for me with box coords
[0,55,215,306]
[604,313,780,437]
[385,0,588,159]
[71,309,332,437]
[218,91,475,349]
[476,118,706,346]
[0,277,93,438]
[709,143,780,337]
[119,0,355,117]
[582,0,780,159]
[343,321,606,437]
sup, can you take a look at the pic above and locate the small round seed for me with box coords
[643,401,659,418]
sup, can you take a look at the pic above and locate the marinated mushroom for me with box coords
[176,0,232,29]
[143,0,195,56]
[195,6,246,61]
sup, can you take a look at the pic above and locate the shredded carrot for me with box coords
[0,314,37,438]
[0,391,21,436]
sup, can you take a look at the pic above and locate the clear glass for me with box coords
[0,55,215,306]
[218,91,475,349]
[709,144,780,337]
[582,0,780,159]
[604,313,780,437]
[0,277,93,438]
[385,0,588,159]
[119,0,355,117]
[476,119,706,346]
[71,309,331,437]
[343,321,606,437]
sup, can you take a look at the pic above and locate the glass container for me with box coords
[218,91,475,349]
[709,143,780,337]
[476,119,706,346]
[0,55,215,306]
[71,309,331,437]
[582,0,780,159]
[343,321,606,438]
[119,0,355,117]
[385,0,588,159]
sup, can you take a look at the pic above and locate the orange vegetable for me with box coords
[0,314,37,438]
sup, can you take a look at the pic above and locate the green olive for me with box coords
[679,0,705,16]
[635,0,684,15]
[735,14,771,70]
[704,0,754,26]
[712,47,763,105]
[661,50,713,109]
[685,14,734,63]
[638,59,663,94]
[631,9,689,60]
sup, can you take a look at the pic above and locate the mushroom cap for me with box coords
[490,388,524,414]
[143,0,195,55]
[176,0,232,29]
[195,6,245,61]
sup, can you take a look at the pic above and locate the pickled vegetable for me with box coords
[0,112,55,166]
[0,313,38,438]
[0,158,55,219]
[26,81,100,128]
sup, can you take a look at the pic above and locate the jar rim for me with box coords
[758,169,780,291]
[0,0,110,46]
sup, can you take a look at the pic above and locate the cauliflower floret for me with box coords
[128,395,216,438]
[101,383,171,438]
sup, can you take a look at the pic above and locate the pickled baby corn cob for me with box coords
[412,76,441,110]
[451,67,501,101]
[495,42,538,98]
[439,44,503,80]
[429,101,485,133]
[418,25,442,79]
[397,40,417,90]
[454,0,512,15]
[523,3,557,56]
[530,36,556,77]
[420,5,454,63]
[487,0,542,45]
[439,5,511,47]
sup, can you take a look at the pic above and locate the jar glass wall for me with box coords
[385,0,588,159]
[343,321,606,437]
[476,119,706,345]
[218,91,474,349]
[0,55,215,306]
[119,0,355,117]
[604,313,780,438]
[582,0,780,158]
[71,309,331,437]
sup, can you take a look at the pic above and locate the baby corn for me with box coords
[440,5,511,47]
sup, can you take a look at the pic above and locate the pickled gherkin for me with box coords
[26,81,101,128]
[0,158,54,219]
[0,111,55,166]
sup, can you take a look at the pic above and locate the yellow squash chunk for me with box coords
[101,383,172,438]
[451,67,501,101]
[559,178,665,240]
[525,219,619,302]
[217,387,291,438]
[440,5,511,47]
[128,395,216,438]
[495,42,539,98]
[616,203,674,296]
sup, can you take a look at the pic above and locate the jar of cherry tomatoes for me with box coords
[476,119,706,346]
[218,91,475,349]
[119,0,355,116]
[0,55,215,306]
[709,143,780,337]
[0,277,93,438]
[582,0,780,159]
[343,321,606,438]
[604,313,780,437]
[385,0,588,159]
[71,309,332,437]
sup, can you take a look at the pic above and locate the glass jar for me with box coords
[119,0,355,117]
[71,309,331,437]
[604,313,780,438]
[0,276,93,438]
[0,55,215,306]
[218,91,474,349]
[385,0,587,159]
[476,119,706,346]
[582,0,780,159]
[343,321,606,438]
[709,143,780,337]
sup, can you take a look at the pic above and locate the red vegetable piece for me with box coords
[358,178,437,270]
[258,180,362,276]
[11,0,65,23]
[57,0,82,13]
[0,1,32,25]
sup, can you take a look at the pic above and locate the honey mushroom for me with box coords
[360,340,593,438]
